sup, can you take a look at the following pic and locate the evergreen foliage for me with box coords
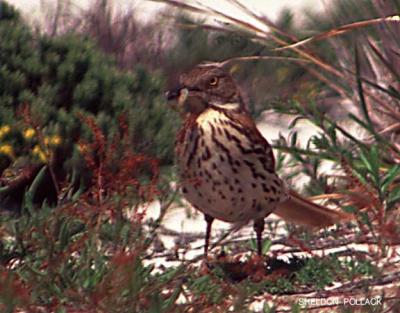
[0,2,178,209]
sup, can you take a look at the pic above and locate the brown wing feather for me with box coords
[227,109,354,227]
[225,108,275,171]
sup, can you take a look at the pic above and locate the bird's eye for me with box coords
[209,77,218,86]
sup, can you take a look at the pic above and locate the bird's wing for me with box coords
[225,109,276,172]
[229,110,354,227]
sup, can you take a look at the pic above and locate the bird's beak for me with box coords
[165,86,189,108]
[165,87,181,101]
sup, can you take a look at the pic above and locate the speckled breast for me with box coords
[176,108,287,223]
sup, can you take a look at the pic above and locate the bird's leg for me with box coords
[204,214,214,257]
[253,218,265,256]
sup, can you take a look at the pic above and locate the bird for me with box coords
[166,63,352,257]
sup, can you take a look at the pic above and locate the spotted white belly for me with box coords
[177,108,287,223]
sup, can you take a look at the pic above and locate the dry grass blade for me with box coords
[229,0,260,18]
[377,123,400,135]
[228,0,290,37]
[192,3,269,35]
[367,38,400,82]
[157,0,353,95]
[164,19,267,42]
[219,55,311,67]
[154,1,345,80]
[308,194,344,201]
[170,21,235,34]
[274,15,400,51]
[152,0,270,36]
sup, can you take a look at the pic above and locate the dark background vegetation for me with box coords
[0,0,399,312]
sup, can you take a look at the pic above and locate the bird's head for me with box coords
[166,64,243,114]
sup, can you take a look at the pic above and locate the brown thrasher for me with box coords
[166,63,352,257]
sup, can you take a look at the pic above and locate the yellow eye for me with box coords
[209,77,218,86]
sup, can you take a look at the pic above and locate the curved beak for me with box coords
[165,85,186,101]
[165,86,205,114]
[165,86,189,106]
[165,87,182,101]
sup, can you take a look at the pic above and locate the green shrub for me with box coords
[0,2,178,209]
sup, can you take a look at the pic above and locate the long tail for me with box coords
[274,189,354,227]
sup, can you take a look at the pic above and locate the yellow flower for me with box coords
[0,144,15,158]
[77,143,88,153]
[50,135,62,146]
[23,128,36,139]
[0,125,11,139]
[33,145,48,162]
[44,135,62,146]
